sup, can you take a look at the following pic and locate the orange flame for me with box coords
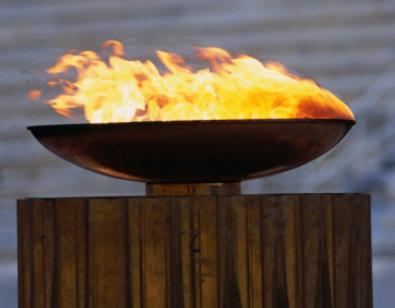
[33,40,354,123]
[28,89,42,101]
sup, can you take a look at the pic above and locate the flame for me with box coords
[33,40,354,123]
[28,89,42,101]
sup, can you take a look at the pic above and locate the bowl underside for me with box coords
[28,119,354,183]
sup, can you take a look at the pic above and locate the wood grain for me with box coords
[146,183,241,196]
[127,198,143,308]
[198,196,218,308]
[56,198,87,308]
[142,197,169,308]
[18,194,372,308]
[231,196,249,308]
[88,198,129,308]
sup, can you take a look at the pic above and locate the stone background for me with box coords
[1,0,395,306]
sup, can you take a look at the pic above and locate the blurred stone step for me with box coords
[2,6,395,54]
[0,262,17,308]
[204,23,395,56]
[0,102,64,126]
[0,163,143,198]
[1,1,395,34]
[0,0,228,28]
[280,49,395,79]
[0,137,55,161]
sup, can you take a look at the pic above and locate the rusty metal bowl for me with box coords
[28,119,354,183]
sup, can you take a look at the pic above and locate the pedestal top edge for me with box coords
[18,193,370,202]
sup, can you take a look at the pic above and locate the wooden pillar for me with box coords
[146,182,241,196]
[17,190,372,308]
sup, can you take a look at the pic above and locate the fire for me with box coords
[28,89,42,101]
[33,40,354,123]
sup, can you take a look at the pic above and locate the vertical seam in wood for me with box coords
[30,200,35,308]
[41,202,47,307]
[72,202,77,308]
[198,200,202,308]
[55,201,62,308]
[215,196,220,308]
[329,196,335,308]
[75,202,80,308]
[166,200,170,308]
[139,201,145,308]
[294,195,303,308]
[124,199,132,308]
[52,200,59,308]
[319,197,325,307]
[299,196,306,308]
[84,199,90,308]
[165,199,170,308]
[349,196,357,307]
[246,199,251,308]
[331,195,337,308]
[260,196,265,308]
[189,199,196,308]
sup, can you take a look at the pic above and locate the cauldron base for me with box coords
[146,182,241,196]
[18,188,372,308]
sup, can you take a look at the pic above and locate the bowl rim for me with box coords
[27,118,356,131]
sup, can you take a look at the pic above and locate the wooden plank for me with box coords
[77,201,89,308]
[141,197,170,308]
[88,198,129,308]
[261,196,275,308]
[231,196,249,308]
[279,195,302,308]
[217,197,227,308]
[247,196,262,308]
[190,197,201,308]
[168,198,185,308]
[333,194,353,308]
[261,195,296,308]
[301,194,321,308]
[31,199,52,308]
[17,200,32,308]
[353,195,373,308]
[55,198,87,308]
[127,198,143,308]
[217,196,243,308]
[177,198,193,308]
[42,199,57,308]
[326,195,336,308]
[300,194,334,308]
[198,196,218,308]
